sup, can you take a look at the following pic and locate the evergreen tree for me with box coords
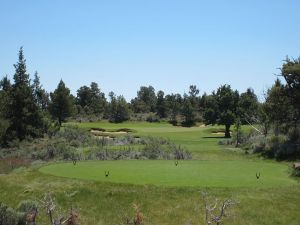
[76,82,106,115]
[32,72,49,111]
[238,88,259,124]
[131,86,157,113]
[156,90,167,118]
[264,79,291,135]
[6,47,44,140]
[49,80,74,126]
[165,93,182,125]
[204,85,239,138]
[108,92,130,123]
[280,56,300,126]
[0,76,12,119]
[181,94,196,126]
[188,85,200,109]
[0,76,12,145]
[203,93,218,125]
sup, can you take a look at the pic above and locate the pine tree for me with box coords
[156,90,167,118]
[181,94,196,126]
[0,76,12,145]
[7,47,44,140]
[108,92,130,123]
[49,80,74,126]
[32,72,49,111]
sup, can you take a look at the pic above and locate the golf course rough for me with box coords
[39,160,297,188]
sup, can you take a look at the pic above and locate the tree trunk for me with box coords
[225,124,231,138]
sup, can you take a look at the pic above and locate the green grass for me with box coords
[0,121,299,224]
[67,121,249,160]
[1,167,299,225]
[39,160,296,188]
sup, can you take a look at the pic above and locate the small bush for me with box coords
[146,113,160,123]
[0,202,25,225]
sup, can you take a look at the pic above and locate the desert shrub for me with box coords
[141,139,163,159]
[141,137,191,160]
[218,139,233,145]
[238,126,300,160]
[114,135,139,145]
[86,147,141,160]
[146,113,160,123]
[130,113,148,121]
[56,127,93,145]
[1,126,192,162]
[168,144,192,160]
[16,200,38,225]
[250,136,267,154]
[141,136,170,145]
[0,202,24,225]
[292,167,300,177]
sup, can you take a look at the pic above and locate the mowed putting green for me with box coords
[39,160,297,188]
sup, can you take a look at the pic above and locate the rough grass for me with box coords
[39,160,297,188]
[0,168,299,225]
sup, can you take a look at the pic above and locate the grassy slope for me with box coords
[1,169,299,225]
[0,121,299,224]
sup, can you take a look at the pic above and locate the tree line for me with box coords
[0,48,299,159]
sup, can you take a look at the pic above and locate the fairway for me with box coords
[66,121,249,160]
[39,160,296,188]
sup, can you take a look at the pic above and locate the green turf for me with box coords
[67,121,249,160]
[1,121,299,224]
[39,160,296,187]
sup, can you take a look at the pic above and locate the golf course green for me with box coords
[39,160,296,187]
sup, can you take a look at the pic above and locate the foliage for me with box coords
[49,80,74,126]
[238,88,259,124]
[140,137,191,160]
[263,79,291,135]
[131,86,156,113]
[204,85,239,138]
[145,113,160,123]
[181,95,197,127]
[4,48,46,142]
[280,56,300,125]
[108,93,131,123]
[76,82,107,115]
[32,72,49,112]
[0,201,37,225]
[165,93,182,125]
[156,90,167,118]
[0,119,9,145]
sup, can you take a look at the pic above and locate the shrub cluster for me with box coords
[228,127,300,160]
[1,127,192,162]
[0,201,38,225]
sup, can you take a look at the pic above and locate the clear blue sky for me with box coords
[0,0,299,100]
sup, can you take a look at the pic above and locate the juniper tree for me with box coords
[156,90,167,118]
[6,47,44,140]
[204,85,239,138]
[49,80,74,126]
